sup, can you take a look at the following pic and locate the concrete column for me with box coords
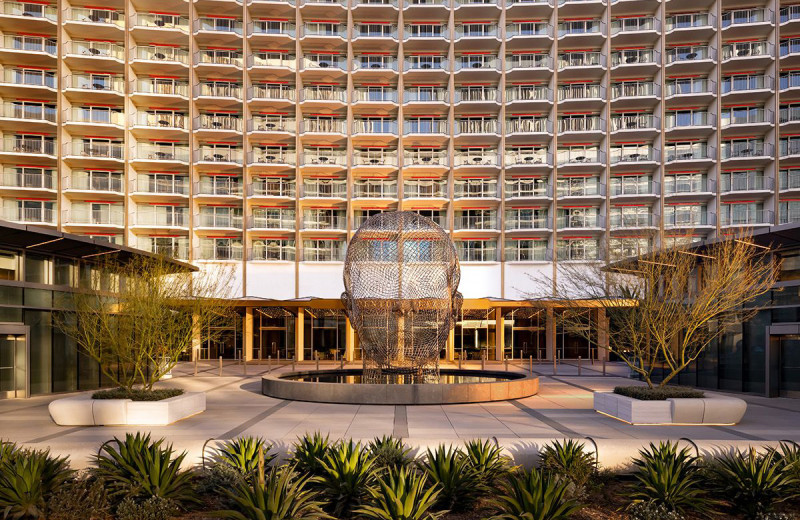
[244,308,253,362]
[446,327,455,362]
[495,308,504,361]
[345,317,355,362]
[546,308,555,361]
[596,307,609,361]
[295,307,305,361]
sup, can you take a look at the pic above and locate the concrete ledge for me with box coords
[48,392,206,426]
[262,369,539,405]
[594,392,747,425]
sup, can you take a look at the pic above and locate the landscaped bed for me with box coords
[2,434,800,520]
[92,388,184,401]
[613,385,704,401]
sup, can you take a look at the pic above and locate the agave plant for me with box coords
[710,447,800,519]
[488,468,583,520]
[418,444,486,512]
[464,439,512,488]
[317,440,377,518]
[94,432,196,506]
[216,465,330,520]
[0,441,17,463]
[214,436,276,477]
[775,441,800,481]
[368,436,413,473]
[290,432,332,479]
[538,440,595,497]
[0,448,72,520]
[357,467,443,520]
[629,441,713,516]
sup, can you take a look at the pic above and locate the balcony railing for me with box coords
[455,88,499,103]
[196,82,242,99]
[250,212,296,230]
[68,174,123,192]
[722,41,773,60]
[197,114,243,132]
[353,24,398,38]
[610,147,658,164]
[67,40,125,60]
[353,57,398,71]
[558,52,604,69]
[610,114,658,131]
[250,20,296,36]
[250,116,295,133]
[665,112,714,128]
[558,84,605,101]
[556,148,605,165]
[133,111,187,130]
[506,22,551,38]
[722,108,772,127]
[664,211,714,227]
[664,177,712,194]
[504,216,550,230]
[133,177,190,195]
[2,137,54,155]
[609,213,654,228]
[506,54,552,70]
[197,179,243,197]
[404,180,447,198]
[2,1,57,21]
[197,212,243,228]
[252,84,296,100]
[720,209,772,226]
[404,57,449,71]
[133,45,189,64]
[404,150,448,166]
[781,38,800,57]
[666,46,716,63]
[352,120,398,134]
[559,117,603,133]
[302,215,347,230]
[2,103,55,123]
[665,13,715,31]
[300,119,347,134]
[612,81,659,98]
[723,8,772,27]
[505,150,551,166]
[2,34,56,54]
[505,245,548,262]
[454,24,498,39]
[611,49,659,67]
[353,88,399,103]
[353,151,398,168]
[404,120,448,134]
[68,74,124,94]
[453,180,498,197]
[722,75,772,93]
[505,180,551,197]
[196,17,243,35]
[132,78,189,97]
[250,54,296,69]
[134,144,190,162]
[557,214,603,229]
[134,208,188,227]
[353,181,398,197]
[781,5,800,24]
[666,145,714,162]
[456,119,498,134]
[198,244,244,261]
[667,78,715,97]
[65,206,124,226]
[197,147,243,164]
[454,215,497,230]
[301,87,347,103]
[1,170,54,189]
[250,149,296,165]
[721,142,772,159]
[302,181,347,197]
[66,7,124,27]
[132,13,189,32]
[68,108,124,126]
[557,182,604,197]
[66,141,124,160]
[721,176,771,192]
[301,56,347,70]
[2,206,55,224]
[137,239,190,260]
[610,180,657,196]
[506,85,551,102]
[611,17,659,34]
[455,56,500,71]
[250,179,295,198]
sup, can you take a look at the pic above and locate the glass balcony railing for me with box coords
[250,116,295,133]
[134,45,189,64]
[353,57,398,71]
[505,54,552,70]
[133,111,187,129]
[353,181,398,198]
[453,180,498,197]
[134,208,188,227]
[302,214,347,230]
[352,120,398,134]
[302,181,347,198]
[2,103,56,123]
[67,174,123,192]
[65,206,124,226]
[558,84,605,101]
[196,17,243,35]
[722,75,772,93]
[132,13,189,32]
[137,238,190,260]
[665,144,714,162]
[250,20,295,36]
[301,87,347,103]
[353,24,398,39]
[610,180,657,196]
[505,216,550,230]
[197,179,243,197]
[2,1,57,20]
[404,57,449,71]
[301,151,347,167]
[132,78,189,97]
[403,150,448,166]
[609,213,654,228]
[301,56,347,71]
[506,22,551,38]
[508,118,551,134]
[558,117,603,133]
[664,177,711,195]
[506,85,551,102]
[250,149,296,165]
[665,112,714,128]
[198,243,244,261]
[2,137,55,155]
[454,214,497,230]
[455,56,500,71]
[723,108,772,127]
[557,182,604,197]
[68,74,124,94]
[781,5,800,24]
[611,49,659,67]
[610,114,657,131]
[1,169,54,189]
[610,17,658,34]
[133,177,190,195]
[68,107,124,126]
[197,147,243,164]
[556,148,605,165]
[505,245,548,262]
[353,151,398,167]
[456,119,498,134]
[404,180,447,198]
[197,114,242,132]
[612,81,659,98]
[505,180,550,198]
[197,212,243,228]
[781,38,800,57]
[252,84,296,100]
[250,54,296,69]
[559,52,604,69]
[250,212,295,230]
[2,206,55,224]
[353,88,398,103]
[666,46,716,63]
[610,147,658,164]
[721,176,771,192]
[66,7,124,27]
[665,13,714,31]
[781,105,800,124]
[720,209,772,226]
[723,41,772,60]
[557,214,603,229]
[721,141,772,159]
[454,24,498,39]
[301,119,347,134]
[667,78,715,97]
[196,82,242,99]
[723,8,772,27]
[135,144,190,162]
[505,149,551,166]
[404,120,448,134]
[66,141,124,160]
[3,34,55,54]
[65,40,124,60]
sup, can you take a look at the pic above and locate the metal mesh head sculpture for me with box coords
[342,211,462,381]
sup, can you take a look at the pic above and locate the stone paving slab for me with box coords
[0,361,798,470]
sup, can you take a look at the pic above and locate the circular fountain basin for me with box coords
[261,369,539,405]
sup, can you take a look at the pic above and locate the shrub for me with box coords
[710,447,800,519]
[214,436,276,477]
[613,386,704,400]
[775,442,800,481]
[92,388,183,401]
[538,440,594,498]
[46,474,111,520]
[94,432,196,507]
[290,432,332,479]
[627,501,686,520]
[0,448,72,520]
[317,440,376,518]
[194,463,248,509]
[418,444,486,512]
[488,468,583,520]
[368,436,413,473]
[464,439,512,488]
[629,441,712,515]
[215,465,330,520]
[115,496,179,520]
[357,467,443,520]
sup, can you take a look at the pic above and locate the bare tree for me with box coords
[529,233,778,388]
[55,255,238,393]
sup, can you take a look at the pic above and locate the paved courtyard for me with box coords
[2,360,799,470]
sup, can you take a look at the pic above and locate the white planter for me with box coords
[594,392,747,425]
[49,392,205,426]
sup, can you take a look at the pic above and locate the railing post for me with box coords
[578,356,582,376]
[268,355,272,373]
[218,356,223,376]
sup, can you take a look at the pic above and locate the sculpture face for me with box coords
[342,211,462,375]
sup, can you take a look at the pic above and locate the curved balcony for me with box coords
[505,178,551,198]
[195,146,243,165]
[1,136,55,157]
[133,143,190,164]
[558,116,604,135]
[251,83,296,101]
[197,242,244,262]
[454,214,498,232]
[352,119,398,136]
[353,87,398,104]
[558,51,605,70]
[194,17,243,36]
[720,208,772,227]
[1,168,55,192]
[610,113,658,133]
[455,118,499,136]
[196,49,243,68]
[66,74,124,96]
[353,150,398,169]
[453,151,500,168]
[609,146,659,165]
[250,177,296,198]
[505,53,553,72]
[721,175,772,194]
[131,13,189,33]
[249,211,296,230]
[556,148,605,166]
[665,13,715,36]
[194,81,242,100]
[505,148,551,168]
[665,143,715,163]
[611,81,659,100]
[722,41,773,67]
[1,101,55,124]
[402,149,449,169]
[196,113,243,133]
[2,2,57,23]
[64,140,124,162]
[299,150,347,168]
[2,205,55,225]
[131,111,187,132]
[404,179,447,198]
[63,206,124,228]
[249,52,296,71]
[506,84,552,104]
[352,179,398,198]
[249,147,296,167]
[64,40,123,62]
[722,107,773,128]
[300,55,347,71]
[65,7,124,29]
[506,22,552,40]
[453,179,498,198]
[299,118,347,135]
[131,78,189,99]
[556,214,604,230]
[132,45,189,68]
[249,20,296,38]
[250,115,295,134]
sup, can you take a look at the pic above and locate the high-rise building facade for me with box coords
[1,0,798,365]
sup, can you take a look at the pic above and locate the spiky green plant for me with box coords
[464,439,512,488]
[0,441,17,463]
[214,436,276,477]
[93,432,196,506]
[418,444,486,512]
[357,467,443,520]
[290,432,332,479]
[629,441,713,516]
[710,447,800,520]
[317,440,376,518]
[775,441,800,481]
[214,465,330,520]
[0,448,72,520]
[538,440,595,497]
[488,468,583,520]
[368,436,413,473]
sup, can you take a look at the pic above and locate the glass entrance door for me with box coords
[0,334,26,399]
[780,335,800,397]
